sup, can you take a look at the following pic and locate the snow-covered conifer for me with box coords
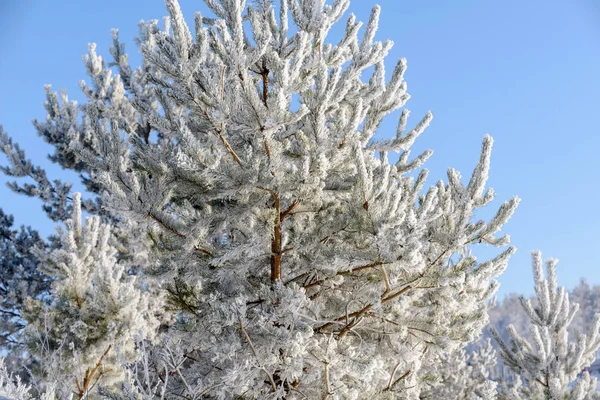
[421,338,499,399]
[0,357,60,400]
[0,210,49,374]
[48,0,520,396]
[0,0,526,397]
[23,193,158,398]
[490,251,600,399]
[0,357,33,400]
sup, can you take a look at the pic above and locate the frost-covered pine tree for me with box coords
[0,0,523,397]
[490,252,600,400]
[65,0,519,397]
[0,209,49,374]
[22,193,158,398]
[420,338,499,399]
[0,357,34,400]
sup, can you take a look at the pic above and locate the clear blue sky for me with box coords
[1,0,599,299]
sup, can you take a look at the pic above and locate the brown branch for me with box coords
[381,284,413,304]
[257,187,281,282]
[312,243,453,337]
[334,278,411,338]
[315,285,413,336]
[149,212,184,238]
[263,135,272,160]
[75,345,112,398]
[386,362,402,391]
[535,376,549,387]
[385,369,411,391]
[216,129,243,166]
[302,279,324,290]
[337,305,371,339]
[380,261,392,294]
[193,246,213,257]
[340,261,386,275]
[261,61,269,107]
[259,61,272,162]
[257,187,297,282]
[280,200,299,221]
[428,246,451,268]
[316,305,373,333]
[311,237,461,341]
[239,319,257,357]
[283,271,311,286]
[272,194,281,282]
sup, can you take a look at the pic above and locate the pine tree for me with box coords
[22,193,158,398]
[0,357,34,400]
[0,0,525,398]
[420,338,499,399]
[72,0,518,397]
[490,252,600,400]
[0,210,49,376]
[0,358,59,400]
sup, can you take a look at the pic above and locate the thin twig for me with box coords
[186,86,243,166]
[220,65,226,101]
[280,200,299,220]
[387,369,411,391]
[319,224,349,244]
[216,129,243,166]
[387,362,401,390]
[148,212,213,256]
[239,319,277,392]
[323,362,331,399]
[303,261,389,290]
[316,285,413,336]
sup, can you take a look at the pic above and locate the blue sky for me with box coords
[1,0,599,299]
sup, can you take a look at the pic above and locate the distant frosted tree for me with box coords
[0,357,60,400]
[0,0,523,397]
[490,252,600,399]
[22,193,158,398]
[487,294,531,343]
[421,338,499,399]
[570,280,600,346]
[0,357,33,400]
[0,209,49,375]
